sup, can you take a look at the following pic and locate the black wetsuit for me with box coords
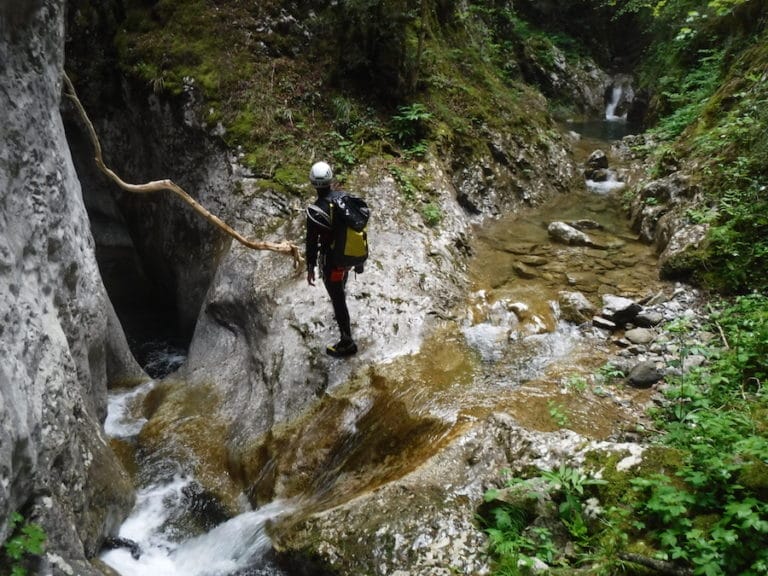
[306,189,352,341]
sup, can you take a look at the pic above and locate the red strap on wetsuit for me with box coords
[329,267,346,282]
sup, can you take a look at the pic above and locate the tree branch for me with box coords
[619,552,694,576]
[62,72,304,268]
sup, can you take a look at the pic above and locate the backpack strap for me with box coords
[306,204,331,229]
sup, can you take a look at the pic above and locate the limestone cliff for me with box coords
[0,0,140,572]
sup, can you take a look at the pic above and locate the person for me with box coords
[305,161,358,357]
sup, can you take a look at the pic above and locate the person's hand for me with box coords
[307,270,315,286]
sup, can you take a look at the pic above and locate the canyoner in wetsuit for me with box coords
[305,161,358,357]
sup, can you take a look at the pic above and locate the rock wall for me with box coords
[0,0,139,572]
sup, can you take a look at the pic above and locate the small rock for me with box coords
[513,261,538,279]
[625,327,655,345]
[601,294,642,325]
[593,316,617,331]
[628,361,664,388]
[584,167,611,181]
[586,149,609,170]
[634,310,664,327]
[558,291,595,324]
[547,221,594,246]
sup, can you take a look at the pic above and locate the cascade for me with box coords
[100,381,292,576]
[605,84,627,121]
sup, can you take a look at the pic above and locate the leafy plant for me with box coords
[596,362,626,383]
[541,465,607,546]
[328,131,357,168]
[547,400,569,427]
[421,202,443,227]
[390,103,432,149]
[2,513,46,576]
[564,374,588,393]
[651,48,725,141]
[390,166,420,201]
[482,466,607,573]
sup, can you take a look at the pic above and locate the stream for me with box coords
[99,117,663,575]
[100,378,293,576]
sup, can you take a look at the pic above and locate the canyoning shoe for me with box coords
[326,339,358,358]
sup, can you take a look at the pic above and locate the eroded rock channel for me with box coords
[98,130,692,575]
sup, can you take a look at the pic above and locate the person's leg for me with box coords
[322,266,356,356]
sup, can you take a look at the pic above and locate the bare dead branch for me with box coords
[619,552,694,576]
[62,72,303,268]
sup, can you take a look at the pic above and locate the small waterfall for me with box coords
[101,384,292,576]
[585,172,626,194]
[104,380,156,438]
[605,84,626,121]
[565,77,636,141]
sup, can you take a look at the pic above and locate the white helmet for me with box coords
[309,161,333,188]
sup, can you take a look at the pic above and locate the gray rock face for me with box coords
[182,162,473,445]
[1,1,137,572]
[454,126,575,217]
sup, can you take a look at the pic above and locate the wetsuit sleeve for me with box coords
[305,215,319,273]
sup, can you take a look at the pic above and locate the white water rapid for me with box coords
[585,172,626,194]
[101,381,291,576]
[605,84,627,121]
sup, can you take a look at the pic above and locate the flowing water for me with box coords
[101,373,292,575]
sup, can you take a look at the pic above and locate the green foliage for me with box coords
[596,363,626,383]
[630,295,768,575]
[2,513,46,576]
[650,48,725,141]
[547,400,569,427]
[626,0,767,295]
[564,374,588,393]
[420,202,443,227]
[328,131,358,169]
[390,103,433,151]
[541,465,608,546]
[485,296,768,575]
[390,166,420,201]
[482,466,607,573]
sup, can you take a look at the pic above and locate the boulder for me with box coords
[634,310,664,328]
[586,150,609,170]
[624,328,655,345]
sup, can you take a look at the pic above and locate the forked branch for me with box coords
[62,73,303,268]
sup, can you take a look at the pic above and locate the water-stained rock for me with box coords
[272,412,676,575]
